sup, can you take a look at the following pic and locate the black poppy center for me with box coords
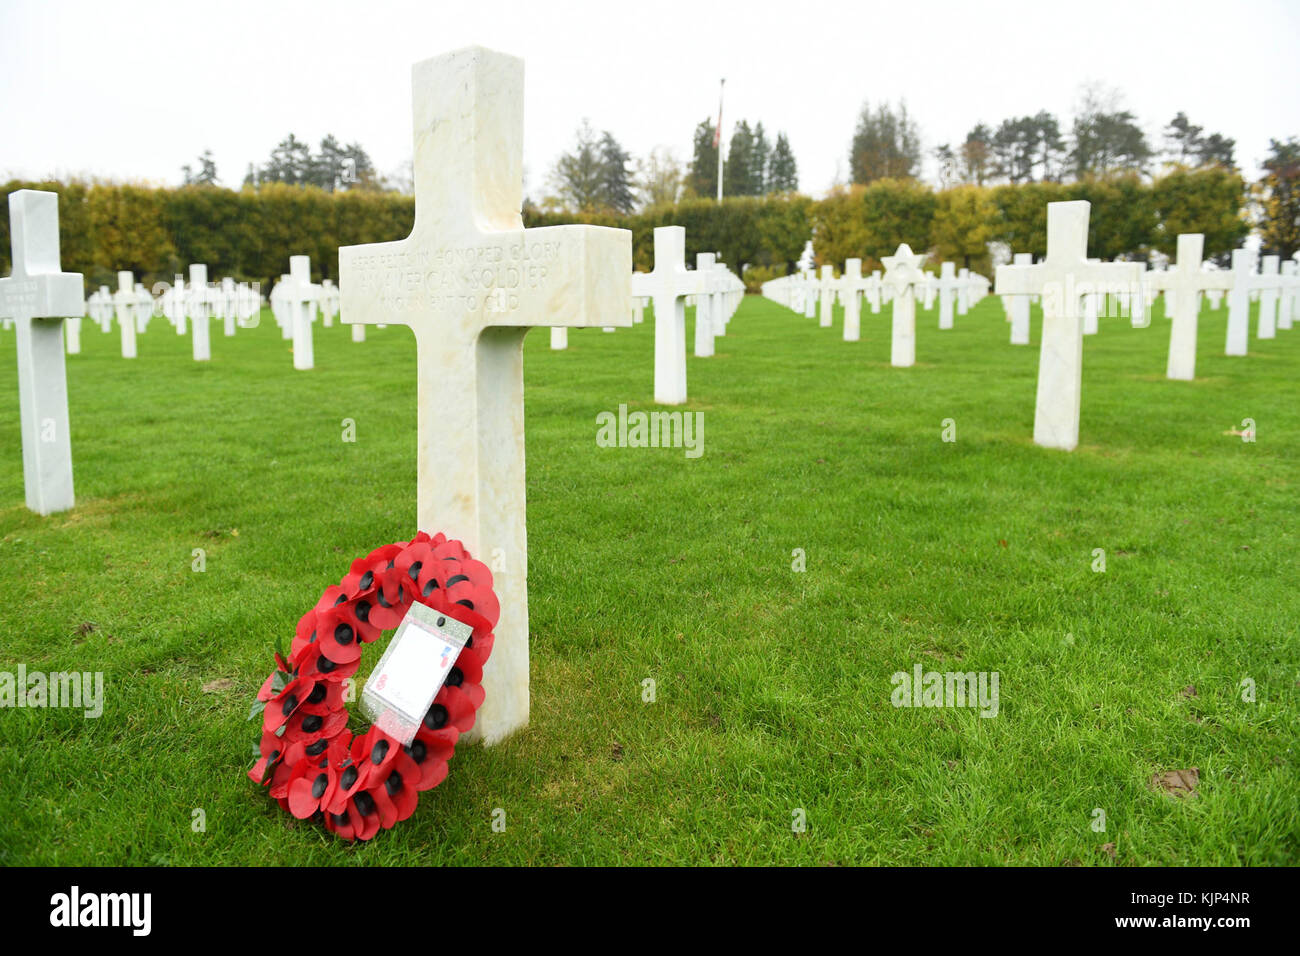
[371,739,390,764]
[334,623,354,645]
[311,773,328,799]
[359,570,374,590]
[423,704,448,730]
[341,765,358,790]
[385,771,403,796]
[354,792,376,817]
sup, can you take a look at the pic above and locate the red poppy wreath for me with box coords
[247,531,499,841]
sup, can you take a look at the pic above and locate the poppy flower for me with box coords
[349,727,402,790]
[324,791,382,842]
[262,673,316,735]
[282,704,348,744]
[290,609,319,660]
[406,727,456,790]
[248,732,287,785]
[340,544,401,601]
[296,678,345,716]
[367,750,422,828]
[295,638,360,683]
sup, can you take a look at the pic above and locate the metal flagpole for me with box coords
[715,78,725,201]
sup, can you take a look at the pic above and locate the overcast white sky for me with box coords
[3,0,1298,199]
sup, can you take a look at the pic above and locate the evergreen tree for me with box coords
[686,119,719,199]
[751,122,771,195]
[599,131,636,214]
[724,120,755,197]
[768,133,798,193]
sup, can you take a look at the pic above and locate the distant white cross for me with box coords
[188,264,212,360]
[694,252,717,357]
[338,47,631,744]
[283,255,321,370]
[637,226,700,403]
[881,243,927,368]
[112,270,140,359]
[838,258,870,342]
[1148,233,1233,380]
[935,262,961,330]
[1006,253,1033,345]
[994,201,1141,451]
[818,264,835,328]
[0,190,84,514]
[1224,249,1255,356]
[1255,255,1281,339]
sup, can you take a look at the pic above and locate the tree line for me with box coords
[855,86,1241,188]
[542,116,799,215]
[5,162,1281,298]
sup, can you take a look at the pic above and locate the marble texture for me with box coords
[1147,233,1232,381]
[0,190,84,515]
[338,46,632,745]
[994,201,1141,452]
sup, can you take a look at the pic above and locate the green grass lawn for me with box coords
[0,293,1296,866]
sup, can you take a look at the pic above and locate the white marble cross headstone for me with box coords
[639,226,700,404]
[1279,261,1297,332]
[112,270,140,359]
[1256,255,1281,340]
[866,269,883,314]
[1007,253,1033,345]
[936,261,960,330]
[0,190,84,514]
[220,277,238,336]
[994,200,1141,451]
[188,264,211,360]
[284,255,321,370]
[801,267,817,319]
[818,264,835,328]
[956,267,970,316]
[1224,249,1254,356]
[1148,233,1232,380]
[338,46,631,744]
[839,258,869,342]
[882,243,927,368]
[694,252,717,357]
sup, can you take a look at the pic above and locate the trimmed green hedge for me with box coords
[1,167,1247,292]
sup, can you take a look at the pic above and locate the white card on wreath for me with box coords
[360,602,471,746]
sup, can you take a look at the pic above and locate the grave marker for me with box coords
[882,244,927,368]
[994,201,1141,451]
[1148,233,1233,380]
[0,190,84,514]
[338,47,631,743]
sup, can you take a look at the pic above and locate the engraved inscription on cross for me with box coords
[995,201,1141,452]
[0,190,84,516]
[338,47,632,745]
